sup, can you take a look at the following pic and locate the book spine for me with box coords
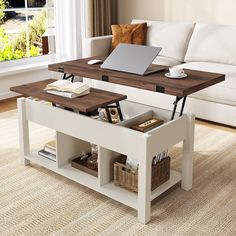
[38,149,56,162]
[44,146,57,155]
[46,90,75,98]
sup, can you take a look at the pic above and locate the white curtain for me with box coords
[54,0,84,61]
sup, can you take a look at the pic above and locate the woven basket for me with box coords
[114,156,170,192]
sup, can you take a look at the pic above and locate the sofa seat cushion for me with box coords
[176,62,236,105]
[152,56,181,66]
[132,19,195,62]
[185,23,236,65]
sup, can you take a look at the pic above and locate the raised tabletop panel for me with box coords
[11,79,127,113]
[48,56,225,97]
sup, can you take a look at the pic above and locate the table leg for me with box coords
[171,96,180,120]
[138,155,152,224]
[181,114,195,191]
[171,96,187,120]
[62,73,75,82]
[17,98,30,166]
[179,96,187,117]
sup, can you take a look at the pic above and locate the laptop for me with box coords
[101,43,165,75]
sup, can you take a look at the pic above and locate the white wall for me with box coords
[118,0,236,25]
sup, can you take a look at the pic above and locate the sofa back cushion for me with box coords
[111,23,147,51]
[132,19,195,62]
[185,23,236,65]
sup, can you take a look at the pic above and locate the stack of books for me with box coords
[44,80,90,98]
[38,140,56,162]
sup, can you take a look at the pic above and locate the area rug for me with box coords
[0,110,235,236]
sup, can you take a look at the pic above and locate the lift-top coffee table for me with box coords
[11,58,224,224]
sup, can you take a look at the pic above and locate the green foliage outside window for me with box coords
[0,28,24,61]
[0,0,7,23]
[0,8,46,61]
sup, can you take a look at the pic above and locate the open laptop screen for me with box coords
[101,43,162,75]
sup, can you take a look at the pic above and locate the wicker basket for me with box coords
[114,156,170,192]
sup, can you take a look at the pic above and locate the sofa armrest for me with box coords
[82,35,112,58]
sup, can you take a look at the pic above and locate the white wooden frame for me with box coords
[17,97,194,224]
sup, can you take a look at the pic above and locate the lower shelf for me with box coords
[101,170,182,209]
[150,171,182,201]
[25,154,182,210]
[25,154,98,189]
[26,153,57,169]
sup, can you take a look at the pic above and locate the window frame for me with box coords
[0,0,56,69]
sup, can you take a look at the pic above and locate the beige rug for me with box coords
[0,110,236,236]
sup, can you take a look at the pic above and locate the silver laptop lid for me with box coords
[101,43,162,75]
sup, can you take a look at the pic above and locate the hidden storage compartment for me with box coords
[118,110,166,133]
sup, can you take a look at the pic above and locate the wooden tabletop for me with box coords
[48,56,225,97]
[10,79,127,113]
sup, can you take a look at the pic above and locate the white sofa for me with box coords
[82,20,236,127]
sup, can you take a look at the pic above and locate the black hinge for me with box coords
[156,85,165,93]
[58,67,64,73]
[101,75,109,82]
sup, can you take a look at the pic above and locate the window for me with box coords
[0,0,55,62]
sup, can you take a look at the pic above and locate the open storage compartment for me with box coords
[71,152,98,177]
[114,155,170,193]
[118,110,165,131]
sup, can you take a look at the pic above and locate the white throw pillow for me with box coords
[185,23,236,65]
[132,19,195,62]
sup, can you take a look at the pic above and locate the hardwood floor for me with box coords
[0,97,235,133]
[0,97,18,112]
[196,119,236,133]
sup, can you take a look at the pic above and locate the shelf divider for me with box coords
[98,147,120,186]
[56,131,91,168]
